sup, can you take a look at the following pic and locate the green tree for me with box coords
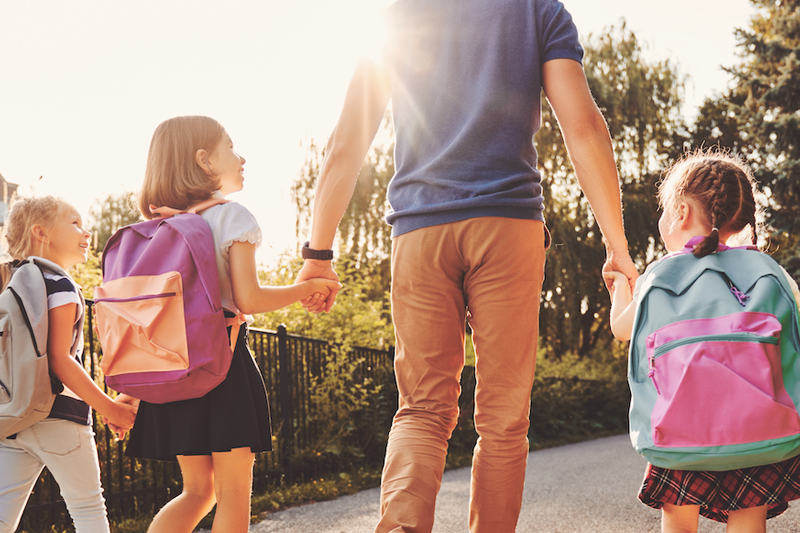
[89,192,141,252]
[688,96,746,153]
[725,0,800,276]
[292,113,395,301]
[254,253,394,350]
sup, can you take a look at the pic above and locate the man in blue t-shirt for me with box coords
[297,1,638,531]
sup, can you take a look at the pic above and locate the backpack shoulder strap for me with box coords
[25,256,85,355]
[6,261,50,356]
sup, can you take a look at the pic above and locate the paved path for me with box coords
[250,435,800,532]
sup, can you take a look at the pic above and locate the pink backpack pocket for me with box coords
[647,312,800,448]
[95,272,189,376]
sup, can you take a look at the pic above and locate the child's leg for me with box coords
[725,505,767,533]
[15,420,109,533]
[0,435,46,532]
[661,503,700,533]
[210,447,255,533]
[148,455,216,533]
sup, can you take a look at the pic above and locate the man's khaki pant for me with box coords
[376,217,547,533]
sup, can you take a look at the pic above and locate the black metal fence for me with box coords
[18,301,395,532]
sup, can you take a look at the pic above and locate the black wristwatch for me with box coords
[302,241,334,261]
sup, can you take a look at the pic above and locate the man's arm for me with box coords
[542,58,638,289]
[296,57,392,312]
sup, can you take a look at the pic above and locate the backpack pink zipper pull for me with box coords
[648,356,660,394]
[721,272,749,306]
[730,285,749,306]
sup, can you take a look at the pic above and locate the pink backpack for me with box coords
[94,199,241,404]
[628,239,800,470]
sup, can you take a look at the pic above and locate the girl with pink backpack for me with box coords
[606,151,800,532]
[120,116,340,533]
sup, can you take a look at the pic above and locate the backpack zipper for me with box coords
[653,332,779,359]
[95,292,177,304]
[720,272,750,307]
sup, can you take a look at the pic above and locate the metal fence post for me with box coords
[277,324,293,482]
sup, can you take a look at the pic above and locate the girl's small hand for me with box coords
[104,421,127,440]
[104,402,137,435]
[308,292,326,307]
[114,393,141,410]
[305,278,343,313]
[603,271,630,300]
[296,261,340,313]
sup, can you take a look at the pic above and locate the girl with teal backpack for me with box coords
[606,151,800,532]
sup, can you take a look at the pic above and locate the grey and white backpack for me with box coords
[0,257,69,438]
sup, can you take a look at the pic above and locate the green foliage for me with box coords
[528,377,629,447]
[293,111,395,267]
[88,192,141,253]
[722,0,800,276]
[689,96,746,153]
[255,253,393,349]
[70,249,103,296]
[250,468,382,518]
[291,346,392,476]
[582,21,687,178]
[110,518,150,533]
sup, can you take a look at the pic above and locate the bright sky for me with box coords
[0,0,755,267]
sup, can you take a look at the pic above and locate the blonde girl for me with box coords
[123,115,339,533]
[606,151,800,533]
[0,195,137,533]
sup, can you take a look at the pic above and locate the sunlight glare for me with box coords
[324,0,391,65]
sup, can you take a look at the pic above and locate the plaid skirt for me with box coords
[639,454,800,523]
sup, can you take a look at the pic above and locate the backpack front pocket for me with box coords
[647,312,800,448]
[94,272,189,376]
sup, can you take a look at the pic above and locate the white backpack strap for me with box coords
[150,197,229,218]
[27,256,69,278]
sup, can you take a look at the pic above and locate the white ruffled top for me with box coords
[200,194,262,324]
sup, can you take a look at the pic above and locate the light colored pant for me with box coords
[377,218,547,533]
[0,419,109,533]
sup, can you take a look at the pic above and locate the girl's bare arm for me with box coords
[47,304,137,429]
[605,271,636,342]
[229,241,341,315]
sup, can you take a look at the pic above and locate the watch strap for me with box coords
[302,241,334,261]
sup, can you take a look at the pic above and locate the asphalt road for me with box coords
[250,435,800,533]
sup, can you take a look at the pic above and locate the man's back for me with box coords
[384,0,583,236]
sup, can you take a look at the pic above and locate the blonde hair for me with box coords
[0,195,71,289]
[658,149,759,258]
[139,116,225,219]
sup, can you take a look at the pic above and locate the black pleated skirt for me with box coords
[125,325,272,461]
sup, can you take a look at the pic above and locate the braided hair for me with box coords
[657,150,759,258]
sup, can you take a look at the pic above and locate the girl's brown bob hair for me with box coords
[139,116,225,219]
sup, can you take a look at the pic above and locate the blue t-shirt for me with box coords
[384,0,584,236]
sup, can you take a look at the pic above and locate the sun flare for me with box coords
[324,0,392,64]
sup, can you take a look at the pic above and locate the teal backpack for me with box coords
[628,239,800,471]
